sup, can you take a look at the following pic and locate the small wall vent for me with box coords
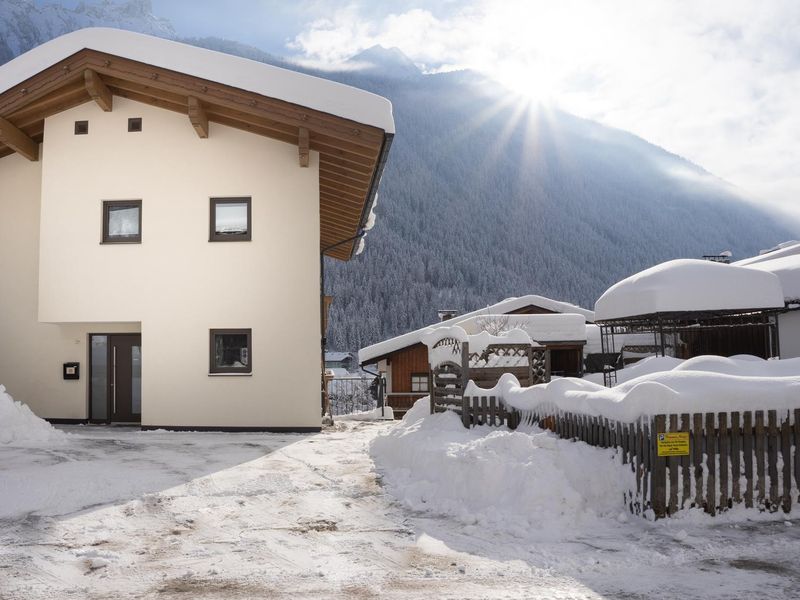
[74,120,88,135]
[128,117,142,133]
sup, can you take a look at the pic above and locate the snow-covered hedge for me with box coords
[466,355,800,422]
[0,385,67,445]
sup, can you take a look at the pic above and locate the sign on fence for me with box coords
[656,432,690,457]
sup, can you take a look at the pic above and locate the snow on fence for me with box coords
[460,395,800,519]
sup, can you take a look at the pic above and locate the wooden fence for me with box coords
[460,396,800,519]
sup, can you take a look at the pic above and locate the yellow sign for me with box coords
[657,432,690,457]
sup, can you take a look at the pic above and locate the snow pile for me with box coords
[459,313,586,342]
[584,355,685,385]
[0,385,67,445]
[595,259,784,321]
[422,325,537,368]
[371,398,631,537]
[469,355,800,422]
[741,253,800,302]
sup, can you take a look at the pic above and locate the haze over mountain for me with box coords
[3,0,798,352]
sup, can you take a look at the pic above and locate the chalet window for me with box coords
[210,197,251,242]
[128,117,142,132]
[411,373,428,393]
[210,329,252,374]
[102,200,142,243]
[74,120,88,135]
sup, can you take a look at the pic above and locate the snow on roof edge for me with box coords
[358,294,595,364]
[0,28,395,134]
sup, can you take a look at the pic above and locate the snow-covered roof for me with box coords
[594,259,785,321]
[457,314,586,343]
[740,254,800,303]
[325,352,353,362]
[359,294,594,364]
[0,28,395,134]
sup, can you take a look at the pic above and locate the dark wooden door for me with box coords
[109,334,142,423]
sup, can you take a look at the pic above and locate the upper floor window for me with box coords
[102,200,142,244]
[210,197,251,242]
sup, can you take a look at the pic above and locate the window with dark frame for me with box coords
[102,200,142,243]
[411,373,429,393]
[210,197,251,242]
[210,329,252,374]
[128,117,142,132]
[74,120,89,135]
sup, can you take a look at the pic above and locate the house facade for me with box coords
[359,295,593,415]
[0,29,394,430]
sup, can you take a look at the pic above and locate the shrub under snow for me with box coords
[0,385,67,445]
[370,398,631,539]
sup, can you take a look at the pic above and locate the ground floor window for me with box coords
[411,373,428,393]
[210,329,252,373]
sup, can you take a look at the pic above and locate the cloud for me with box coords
[289,0,800,222]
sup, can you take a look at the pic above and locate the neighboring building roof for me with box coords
[359,294,594,364]
[735,241,800,266]
[457,314,587,343]
[325,351,353,362]
[0,28,394,261]
[738,252,800,303]
[594,259,785,322]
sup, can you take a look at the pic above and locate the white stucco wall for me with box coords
[0,152,140,419]
[2,97,321,428]
[779,311,800,359]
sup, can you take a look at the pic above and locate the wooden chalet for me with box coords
[359,295,594,416]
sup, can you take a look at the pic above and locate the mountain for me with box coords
[2,2,798,353]
[346,45,423,79]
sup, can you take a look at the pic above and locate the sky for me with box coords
[43,0,800,220]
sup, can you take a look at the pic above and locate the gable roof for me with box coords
[358,294,595,365]
[0,28,394,260]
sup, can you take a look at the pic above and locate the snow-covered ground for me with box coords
[1,411,800,598]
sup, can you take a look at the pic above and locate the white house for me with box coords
[0,29,394,430]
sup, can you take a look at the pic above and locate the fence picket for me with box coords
[719,412,729,511]
[744,411,754,508]
[652,415,667,518]
[706,413,716,516]
[462,397,470,428]
[781,414,792,514]
[693,413,703,508]
[668,414,679,515]
[489,396,496,426]
[731,411,741,505]
[768,410,779,511]
[755,411,766,508]
[795,409,800,501]
[480,397,488,427]
[681,413,691,509]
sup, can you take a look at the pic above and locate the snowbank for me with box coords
[595,259,784,321]
[371,399,631,537]
[467,356,800,422]
[584,355,685,385]
[0,385,67,445]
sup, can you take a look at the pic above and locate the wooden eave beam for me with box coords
[84,69,112,111]
[0,117,39,161]
[187,96,208,138]
[298,127,309,167]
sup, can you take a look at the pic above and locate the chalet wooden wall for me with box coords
[387,343,429,413]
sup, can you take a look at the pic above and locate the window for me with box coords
[411,373,428,393]
[210,329,252,374]
[102,200,142,243]
[74,120,88,135]
[210,197,251,242]
[128,117,142,132]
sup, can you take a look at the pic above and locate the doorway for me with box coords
[89,334,141,423]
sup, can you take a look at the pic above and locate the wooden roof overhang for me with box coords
[0,49,392,260]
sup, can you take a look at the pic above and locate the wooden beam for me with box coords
[0,117,38,161]
[84,69,113,112]
[187,96,208,138]
[298,127,309,167]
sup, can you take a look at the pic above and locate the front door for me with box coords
[108,334,142,423]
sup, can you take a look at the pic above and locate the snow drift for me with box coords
[468,355,800,422]
[370,398,631,539]
[0,384,66,445]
